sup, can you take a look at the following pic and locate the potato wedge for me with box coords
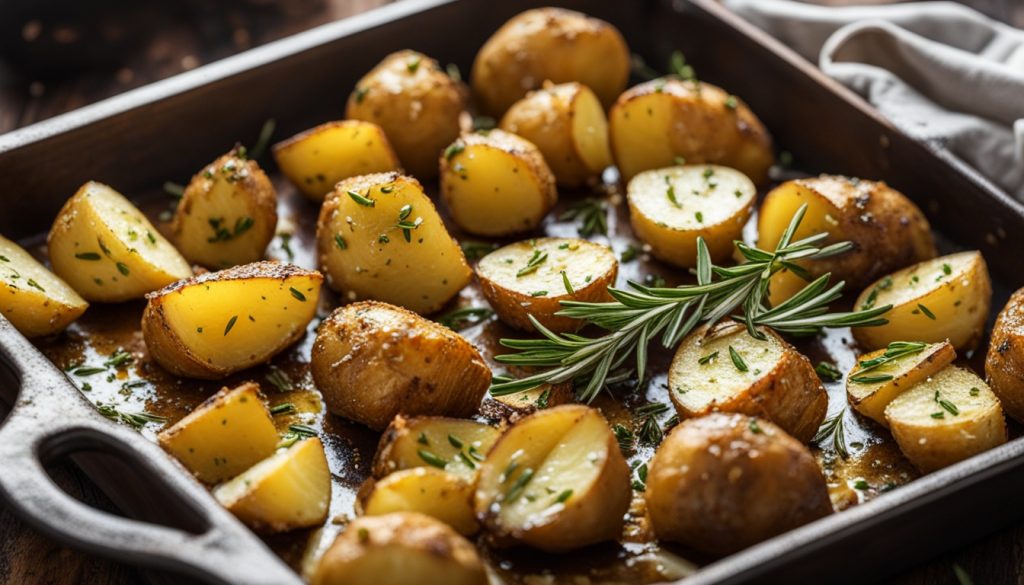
[846,341,956,426]
[439,130,557,236]
[358,468,478,536]
[371,414,501,480]
[627,164,756,268]
[214,437,331,533]
[609,78,773,184]
[346,50,466,178]
[273,120,401,201]
[852,251,991,352]
[758,176,936,305]
[668,320,827,442]
[645,413,832,556]
[316,172,471,314]
[499,82,613,188]
[48,181,192,302]
[884,366,1006,473]
[471,7,629,116]
[157,382,279,484]
[312,302,491,431]
[476,237,617,332]
[310,512,487,585]
[170,149,277,268]
[985,287,1024,422]
[142,261,321,379]
[0,234,88,337]
[474,404,630,552]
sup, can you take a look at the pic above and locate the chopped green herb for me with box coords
[917,303,936,320]
[620,244,640,263]
[417,432,429,445]
[555,489,573,504]
[353,86,368,103]
[104,349,134,369]
[530,290,548,297]
[443,142,465,160]
[406,55,421,73]
[561,270,574,294]
[815,361,842,382]
[75,252,101,261]
[347,190,375,207]
[695,211,704,223]
[504,467,535,503]
[290,287,307,302]
[270,403,296,415]
[724,95,738,110]
[517,249,548,277]
[748,417,763,434]
[418,449,447,469]
[224,315,238,335]
[853,479,870,490]
[698,350,719,365]
[728,345,748,372]
[26,279,44,292]
[116,262,130,276]
[334,234,347,250]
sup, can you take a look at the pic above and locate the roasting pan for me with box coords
[2,0,1024,583]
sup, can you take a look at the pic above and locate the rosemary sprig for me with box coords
[813,408,849,459]
[95,403,167,430]
[849,341,926,383]
[559,198,608,237]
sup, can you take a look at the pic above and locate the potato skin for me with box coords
[311,301,491,430]
[986,287,1024,423]
[645,413,832,556]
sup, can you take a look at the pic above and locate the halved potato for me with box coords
[668,320,827,442]
[371,414,501,480]
[609,78,773,184]
[142,261,321,379]
[884,366,1006,473]
[985,287,1024,422]
[499,82,613,188]
[171,149,278,269]
[846,341,956,426]
[627,164,756,268]
[157,382,279,484]
[310,512,487,585]
[476,237,617,332]
[439,130,557,236]
[316,172,471,314]
[852,251,991,351]
[474,404,630,552]
[358,468,478,536]
[273,120,401,201]
[0,235,88,337]
[48,181,192,302]
[311,302,491,431]
[214,437,331,533]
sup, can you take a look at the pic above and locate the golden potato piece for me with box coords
[311,302,491,431]
[48,181,192,302]
[359,468,478,536]
[846,341,956,426]
[485,382,574,419]
[627,164,756,268]
[142,261,321,379]
[371,415,501,481]
[474,404,630,553]
[476,237,617,332]
[985,287,1024,423]
[316,172,471,314]
[0,234,87,337]
[645,412,832,556]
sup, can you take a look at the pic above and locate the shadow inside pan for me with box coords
[0,352,16,425]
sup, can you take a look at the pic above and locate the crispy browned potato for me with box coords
[645,413,832,556]
[371,415,501,480]
[0,234,88,337]
[986,287,1024,423]
[311,302,491,430]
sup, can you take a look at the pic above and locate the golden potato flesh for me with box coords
[311,302,491,431]
[668,321,827,442]
[359,468,478,536]
[48,181,192,302]
[884,366,1006,473]
[627,164,756,268]
[846,341,956,427]
[645,412,832,556]
[346,50,465,178]
[985,287,1024,422]
[142,261,321,379]
[273,120,401,201]
[439,130,557,236]
[316,172,471,314]
[0,234,87,337]
[371,415,501,480]
[474,404,630,553]
[471,7,629,116]
[852,251,991,352]
[171,149,278,269]
[476,237,617,332]
[609,78,773,184]
[499,82,613,188]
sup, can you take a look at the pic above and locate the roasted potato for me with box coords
[48,181,192,302]
[311,302,491,431]
[346,50,466,178]
[985,287,1024,422]
[474,404,630,553]
[499,82,613,188]
[310,512,487,585]
[171,149,277,269]
[273,120,401,201]
[0,234,88,337]
[371,414,501,480]
[476,237,617,332]
[316,172,471,314]
[609,78,773,184]
[846,341,956,426]
[758,176,936,305]
[627,164,756,268]
[214,437,331,533]
[142,261,321,379]
[471,7,629,116]
[852,251,991,352]
[358,467,478,536]
[439,130,557,236]
[485,382,574,418]
[668,320,827,442]
[885,366,1006,473]
[645,412,832,556]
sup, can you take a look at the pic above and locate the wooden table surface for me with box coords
[1,1,1023,583]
